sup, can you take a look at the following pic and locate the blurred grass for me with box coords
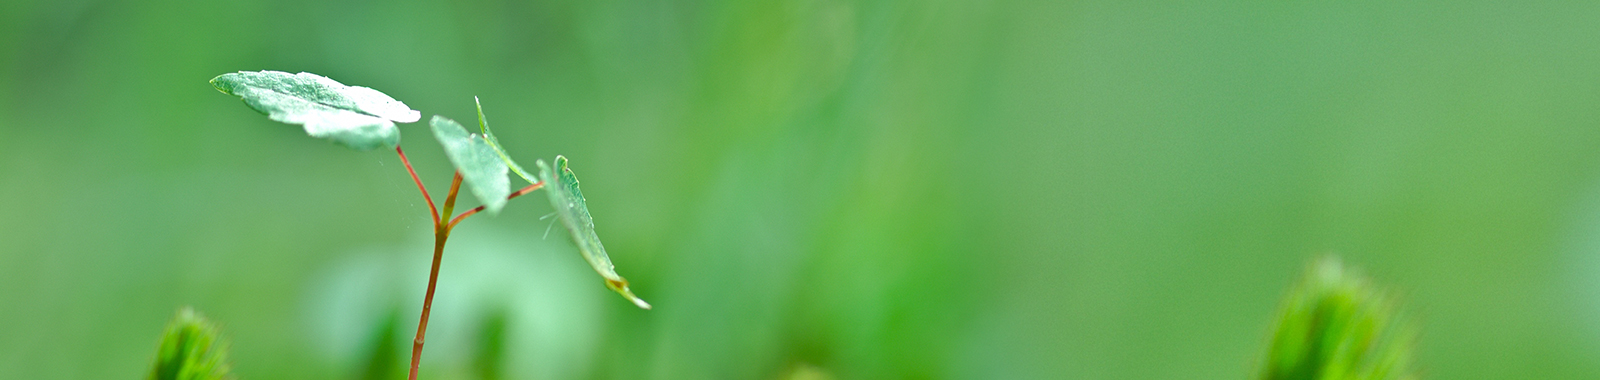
[5,0,1600,379]
[1259,258,1415,380]
[148,308,232,380]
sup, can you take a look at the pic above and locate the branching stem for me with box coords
[447,181,545,230]
[408,172,463,380]
[406,173,541,380]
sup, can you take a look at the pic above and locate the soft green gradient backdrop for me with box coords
[4,1,1600,379]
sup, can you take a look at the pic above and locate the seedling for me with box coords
[210,70,648,380]
[1259,257,1418,380]
[148,308,232,380]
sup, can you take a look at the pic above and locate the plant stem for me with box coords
[395,146,440,224]
[407,229,448,380]
[408,172,463,380]
[440,173,462,221]
[447,181,546,230]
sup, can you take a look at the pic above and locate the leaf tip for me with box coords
[630,296,653,310]
[395,110,422,124]
[607,279,651,310]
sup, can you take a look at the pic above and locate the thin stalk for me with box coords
[395,146,439,225]
[407,173,464,380]
[447,181,545,230]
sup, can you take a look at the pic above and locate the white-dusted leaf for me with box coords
[431,116,511,214]
[211,71,420,150]
[537,156,649,309]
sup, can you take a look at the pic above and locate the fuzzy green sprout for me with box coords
[148,308,232,380]
[1259,257,1419,380]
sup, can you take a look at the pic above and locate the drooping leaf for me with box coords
[211,71,420,150]
[148,307,233,380]
[431,116,511,214]
[1260,257,1417,380]
[474,97,537,184]
[537,156,650,309]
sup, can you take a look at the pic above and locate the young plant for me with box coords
[210,71,649,380]
[148,308,232,380]
[1259,257,1418,380]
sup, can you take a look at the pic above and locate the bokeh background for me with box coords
[4,0,1600,379]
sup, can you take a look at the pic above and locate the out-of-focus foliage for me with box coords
[1261,258,1416,380]
[148,308,232,380]
[305,228,606,380]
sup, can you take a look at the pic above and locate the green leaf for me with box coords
[537,156,650,309]
[149,307,233,380]
[1260,257,1417,380]
[474,97,537,184]
[210,71,420,150]
[431,116,511,214]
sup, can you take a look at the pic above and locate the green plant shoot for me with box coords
[1260,257,1417,380]
[210,70,652,380]
[148,307,232,380]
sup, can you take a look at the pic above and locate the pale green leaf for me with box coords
[431,116,511,214]
[211,71,419,150]
[474,97,537,184]
[537,156,650,309]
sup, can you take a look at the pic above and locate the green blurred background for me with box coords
[4,0,1600,379]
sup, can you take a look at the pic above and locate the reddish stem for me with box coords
[407,228,448,380]
[447,181,546,230]
[395,146,440,225]
[408,173,463,380]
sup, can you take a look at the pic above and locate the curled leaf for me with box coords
[148,307,233,380]
[431,116,511,214]
[537,156,650,309]
[210,71,419,150]
[474,97,537,184]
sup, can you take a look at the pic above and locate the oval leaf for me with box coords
[537,156,650,309]
[431,116,511,214]
[211,71,420,150]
